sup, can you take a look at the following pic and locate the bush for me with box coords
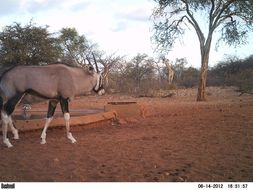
[208,55,253,94]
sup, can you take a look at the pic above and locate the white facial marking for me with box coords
[98,89,105,96]
[94,73,101,91]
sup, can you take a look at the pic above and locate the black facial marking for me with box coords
[93,75,104,93]
[93,86,104,93]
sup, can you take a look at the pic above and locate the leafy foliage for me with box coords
[0,22,60,65]
[0,22,99,67]
[152,0,253,53]
[58,28,95,65]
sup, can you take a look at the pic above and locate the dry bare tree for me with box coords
[96,53,124,88]
[152,0,253,101]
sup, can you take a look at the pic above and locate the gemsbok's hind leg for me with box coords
[1,113,19,142]
[8,116,19,140]
[1,111,13,148]
[40,100,58,144]
[60,97,76,143]
[1,93,24,147]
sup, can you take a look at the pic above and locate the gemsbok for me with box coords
[0,59,105,148]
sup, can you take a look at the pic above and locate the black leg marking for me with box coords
[47,100,59,118]
[4,93,24,115]
[59,97,69,114]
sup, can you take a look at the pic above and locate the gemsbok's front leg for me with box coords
[40,100,58,144]
[60,97,76,143]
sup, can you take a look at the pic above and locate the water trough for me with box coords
[12,108,116,132]
[8,101,141,132]
[104,101,141,118]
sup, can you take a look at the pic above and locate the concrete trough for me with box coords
[7,101,141,132]
[104,101,141,119]
[12,108,116,132]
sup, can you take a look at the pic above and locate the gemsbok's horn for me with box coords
[92,53,99,73]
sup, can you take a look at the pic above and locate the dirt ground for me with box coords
[0,87,252,182]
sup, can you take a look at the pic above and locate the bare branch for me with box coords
[209,0,215,30]
[181,0,205,44]
[212,0,236,29]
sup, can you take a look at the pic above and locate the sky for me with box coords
[0,0,252,68]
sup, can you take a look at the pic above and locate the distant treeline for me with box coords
[208,55,253,94]
[106,55,253,95]
[0,22,252,95]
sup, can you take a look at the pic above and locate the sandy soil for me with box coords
[0,87,252,182]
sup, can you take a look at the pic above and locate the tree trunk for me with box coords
[197,44,211,101]
[197,56,208,101]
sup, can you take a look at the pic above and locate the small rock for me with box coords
[118,119,127,125]
[54,158,59,162]
[165,172,170,176]
[153,177,159,182]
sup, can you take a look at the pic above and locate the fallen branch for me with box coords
[236,89,253,96]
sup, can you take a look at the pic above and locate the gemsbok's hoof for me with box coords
[40,139,46,145]
[4,139,13,148]
[67,133,77,144]
[13,130,19,140]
